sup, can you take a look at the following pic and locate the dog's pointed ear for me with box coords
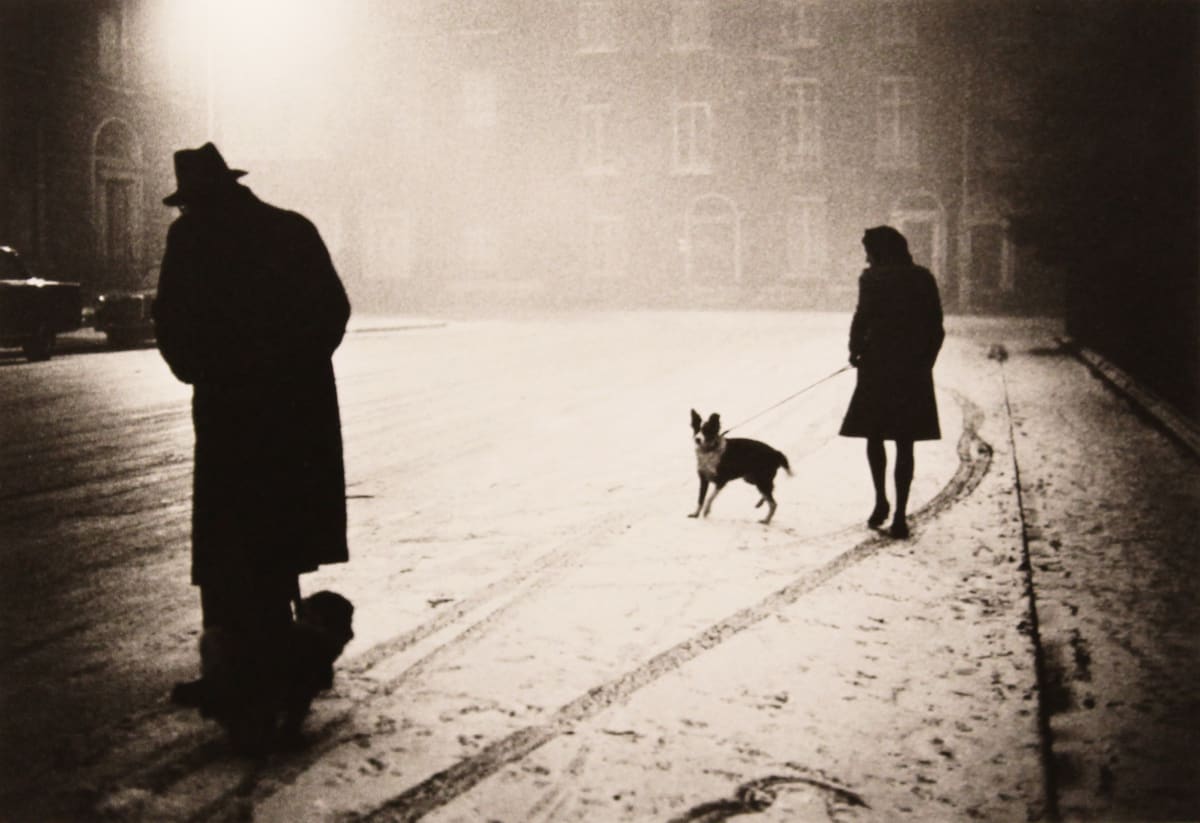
[690,409,701,432]
[706,413,720,430]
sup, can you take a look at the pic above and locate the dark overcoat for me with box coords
[838,263,944,441]
[154,187,351,585]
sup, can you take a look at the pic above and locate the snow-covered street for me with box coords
[0,312,1196,822]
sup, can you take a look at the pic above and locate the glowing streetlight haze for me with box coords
[158,0,359,142]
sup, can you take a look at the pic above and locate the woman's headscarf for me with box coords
[863,226,913,266]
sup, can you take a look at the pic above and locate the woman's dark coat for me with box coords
[154,187,351,585]
[839,263,944,441]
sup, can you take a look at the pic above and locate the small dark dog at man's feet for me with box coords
[689,410,792,524]
[193,590,354,755]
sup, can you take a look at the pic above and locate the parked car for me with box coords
[94,275,157,347]
[0,245,82,361]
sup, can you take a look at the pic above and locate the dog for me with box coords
[198,590,354,754]
[689,409,792,524]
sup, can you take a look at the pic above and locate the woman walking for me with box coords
[839,226,944,538]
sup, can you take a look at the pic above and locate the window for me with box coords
[876,77,918,168]
[985,117,1024,168]
[781,78,822,168]
[671,0,711,52]
[685,194,740,283]
[982,77,1027,168]
[97,6,126,79]
[875,0,917,45]
[588,214,628,277]
[580,104,618,174]
[892,198,945,274]
[462,71,497,129]
[781,0,820,48]
[785,197,828,279]
[673,102,713,174]
[579,1,617,53]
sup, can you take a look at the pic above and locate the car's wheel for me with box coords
[22,326,54,361]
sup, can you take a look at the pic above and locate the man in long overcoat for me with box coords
[839,225,944,539]
[153,143,351,706]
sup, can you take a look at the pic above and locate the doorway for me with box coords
[685,194,740,284]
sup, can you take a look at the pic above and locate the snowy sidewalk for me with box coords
[1000,339,1200,820]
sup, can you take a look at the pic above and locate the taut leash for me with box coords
[720,364,853,436]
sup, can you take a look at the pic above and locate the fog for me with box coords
[5,1,1193,319]
[53,0,1177,321]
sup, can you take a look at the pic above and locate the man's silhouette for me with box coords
[154,143,351,734]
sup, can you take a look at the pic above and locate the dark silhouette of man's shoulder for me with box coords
[164,190,318,238]
[240,193,318,236]
[166,212,198,238]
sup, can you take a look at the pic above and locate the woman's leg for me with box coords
[891,439,914,538]
[867,437,889,527]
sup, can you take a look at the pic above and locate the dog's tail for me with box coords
[778,451,792,477]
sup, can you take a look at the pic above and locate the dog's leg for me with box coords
[701,481,725,517]
[756,479,777,524]
[759,496,777,524]
[278,692,315,748]
[689,475,709,518]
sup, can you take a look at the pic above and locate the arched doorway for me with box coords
[92,118,144,291]
[685,193,740,284]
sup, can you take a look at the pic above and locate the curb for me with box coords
[347,318,447,334]
[348,322,447,334]
[1059,336,1200,460]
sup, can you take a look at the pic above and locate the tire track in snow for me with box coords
[89,422,839,818]
[79,512,640,818]
[87,390,982,822]
[344,391,990,822]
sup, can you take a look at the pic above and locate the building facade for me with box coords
[1,0,1061,314]
[0,0,200,299]
[355,0,1061,313]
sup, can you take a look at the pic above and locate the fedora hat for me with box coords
[162,142,247,206]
